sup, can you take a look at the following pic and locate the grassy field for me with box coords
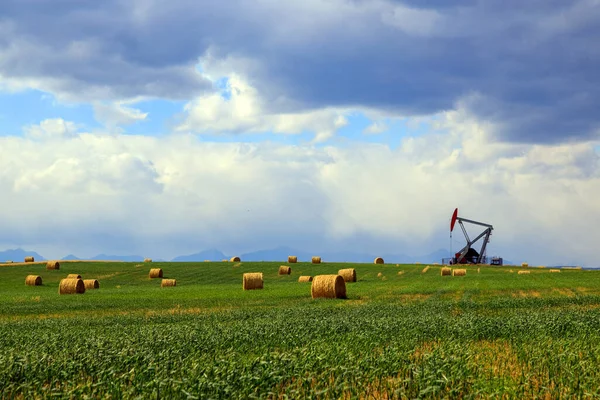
[1,261,600,399]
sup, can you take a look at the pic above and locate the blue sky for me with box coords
[0,0,599,265]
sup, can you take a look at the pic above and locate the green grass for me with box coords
[2,261,600,398]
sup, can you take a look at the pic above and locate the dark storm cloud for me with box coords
[0,0,598,143]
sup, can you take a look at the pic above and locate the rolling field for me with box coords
[2,261,600,398]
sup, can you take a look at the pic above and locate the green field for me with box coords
[2,261,600,399]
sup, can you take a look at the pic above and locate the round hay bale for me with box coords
[518,270,530,275]
[59,279,85,295]
[6,260,13,264]
[25,275,42,286]
[311,275,346,299]
[374,257,384,265]
[298,276,313,282]
[338,268,357,282]
[144,258,152,263]
[440,267,452,276]
[24,256,34,263]
[278,265,292,275]
[311,256,321,264]
[230,256,241,262]
[243,273,263,290]
[377,272,383,278]
[288,256,298,263]
[521,262,529,267]
[149,268,163,279]
[549,269,561,273]
[46,261,60,270]
[452,269,467,276]
[161,279,177,287]
[66,274,82,280]
[397,271,405,276]
[83,279,100,289]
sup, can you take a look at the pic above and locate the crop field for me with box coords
[2,261,600,399]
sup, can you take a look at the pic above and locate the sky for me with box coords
[0,0,599,265]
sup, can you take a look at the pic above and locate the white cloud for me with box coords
[23,118,78,140]
[93,102,148,130]
[176,74,348,142]
[363,121,388,134]
[1,115,600,265]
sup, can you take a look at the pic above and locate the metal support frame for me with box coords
[455,217,493,264]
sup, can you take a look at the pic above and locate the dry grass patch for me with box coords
[421,266,430,274]
[468,340,523,381]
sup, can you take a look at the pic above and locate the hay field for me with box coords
[1,261,600,398]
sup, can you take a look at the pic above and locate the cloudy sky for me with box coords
[1,0,599,265]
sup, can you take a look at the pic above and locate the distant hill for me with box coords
[0,248,46,262]
[61,254,81,260]
[171,248,227,262]
[89,254,145,262]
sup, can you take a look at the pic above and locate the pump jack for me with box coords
[450,208,494,264]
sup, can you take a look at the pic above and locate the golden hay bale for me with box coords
[311,275,346,299]
[161,279,177,287]
[521,262,529,267]
[397,271,405,276]
[298,276,313,282]
[549,269,561,273]
[24,256,34,263]
[243,273,264,290]
[433,262,440,265]
[144,258,152,263]
[374,257,384,265]
[25,275,42,286]
[311,256,321,264]
[518,270,530,275]
[288,256,298,263]
[46,261,60,270]
[452,269,467,276]
[440,267,452,276]
[338,268,357,283]
[149,268,163,278]
[377,272,383,278]
[477,267,480,273]
[421,266,430,274]
[6,260,13,264]
[66,274,82,280]
[204,260,210,262]
[83,279,100,289]
[59,279,85,295]
[278,265,292,275]
[230,256,241,262]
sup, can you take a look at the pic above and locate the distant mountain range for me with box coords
[0,246,455,264]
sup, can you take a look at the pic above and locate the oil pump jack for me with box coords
[450,208,497,265]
